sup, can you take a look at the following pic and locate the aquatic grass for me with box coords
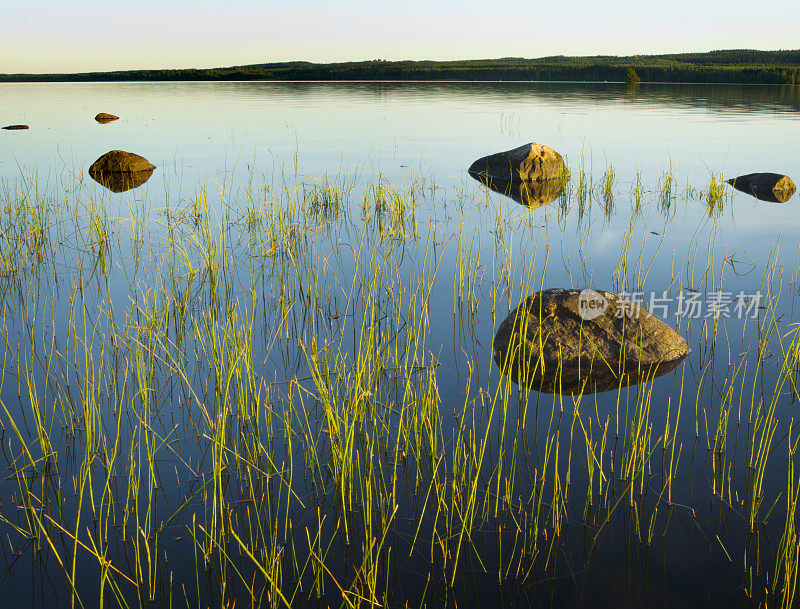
[630,167,645,212]
[0,163,798,608]
[302,174,352,231]
[657,162,677,215]
[705,172,727,216]
[773,427,800,608]
[575,157,589,211]
[598,163,616,216]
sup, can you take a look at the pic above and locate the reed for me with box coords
[0,161,796,608]
[705,171,727,216]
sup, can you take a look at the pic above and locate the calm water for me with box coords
[3,82,799,258]
[1,81,799,608]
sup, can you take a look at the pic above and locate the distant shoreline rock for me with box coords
[95,113,119,123]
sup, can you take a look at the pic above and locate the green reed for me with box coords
[0,162,797,609]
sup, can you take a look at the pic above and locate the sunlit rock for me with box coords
[493,288,689,394]
[468,142,569,184]
[89,150,155,174]
[726,172,795,203]
[95,112,120,123]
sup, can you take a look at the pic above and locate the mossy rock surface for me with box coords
[493,288,689,394]
[89,150,154,174]
[468,143,569,184]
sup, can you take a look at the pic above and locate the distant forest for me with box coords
[3,50,800,84]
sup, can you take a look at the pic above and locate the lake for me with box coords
[0,81,799,608]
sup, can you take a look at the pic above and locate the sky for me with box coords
[2,0,799,74]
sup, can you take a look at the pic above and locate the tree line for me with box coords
[2,50,799,84]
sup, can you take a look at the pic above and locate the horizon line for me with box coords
[3,47,799,77]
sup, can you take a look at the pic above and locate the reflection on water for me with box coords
[89,167,154,192]
[470,173,566,208]
[193,80,800,114]
[496,345,686,394]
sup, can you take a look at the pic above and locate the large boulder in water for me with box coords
[726,173,795,203]
[469,143,569,184]
[493,288,689,394]
[89,150,154,174]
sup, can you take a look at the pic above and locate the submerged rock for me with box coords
[472,175,565,209]
[493,288,689,394]
[2,124,29,130]
[726,173,796,203]
[469,143,569,184]
[95,113,119,123]
[89,150,155,174]
[89,168,154,193]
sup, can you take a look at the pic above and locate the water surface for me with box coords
[0,81,799,609]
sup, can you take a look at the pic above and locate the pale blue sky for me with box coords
[3,0,798,73]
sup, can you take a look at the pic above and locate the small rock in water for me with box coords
[2,124,29,130]
[95,113,120,123]
[469,142,570,184]
[493,288,689,394]
[726,172,796,203]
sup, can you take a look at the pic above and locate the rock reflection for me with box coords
[89,168,154,193]
[495,348,686,394]
[470,174,566,208]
